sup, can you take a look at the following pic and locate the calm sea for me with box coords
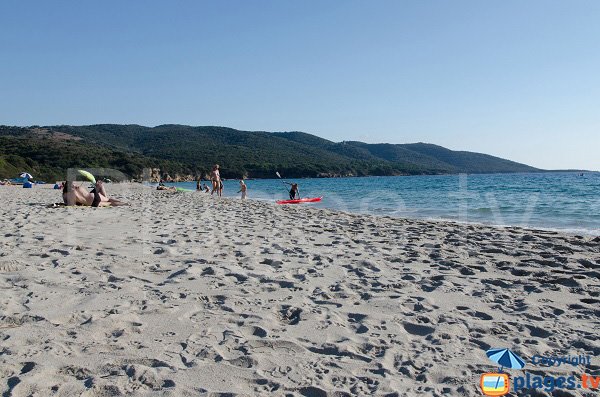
[168,172,600,235]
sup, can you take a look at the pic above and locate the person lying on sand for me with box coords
[63,180,128,207]
[156,184,177,191]
[156,180,177,191]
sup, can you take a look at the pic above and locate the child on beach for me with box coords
[238,180,247,199]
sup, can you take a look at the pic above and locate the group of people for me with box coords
[155,164,248,199]
[210,164,247,199]
[196,181,210,193]
[207,164,300,200]
[55,165,299,206]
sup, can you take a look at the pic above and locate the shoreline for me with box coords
[160,181,600,238]
[156,169,599,182]
[5,181,600,237]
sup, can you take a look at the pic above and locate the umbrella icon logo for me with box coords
[480,348,526,396]
[486,348,526,371]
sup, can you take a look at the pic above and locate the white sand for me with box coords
[0,184,598,396]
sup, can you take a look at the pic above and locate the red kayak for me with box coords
[276,196,323,205]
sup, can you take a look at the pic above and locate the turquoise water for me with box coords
[168,172,600,235]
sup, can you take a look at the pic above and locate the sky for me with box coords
[1,1,599,170]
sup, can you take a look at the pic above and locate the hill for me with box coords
[0,124,539,181]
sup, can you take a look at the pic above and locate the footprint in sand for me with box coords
[347,313,369,334]
[277,305,302,326]
[0,260,23,272]
[402,321,436,336]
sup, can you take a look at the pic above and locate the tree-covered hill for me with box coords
[0,124,539,181]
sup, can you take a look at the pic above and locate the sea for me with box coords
[166,172,600,236]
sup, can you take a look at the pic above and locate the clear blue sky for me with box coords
[1,1,599,170]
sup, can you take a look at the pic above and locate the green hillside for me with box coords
[0,124,539,181]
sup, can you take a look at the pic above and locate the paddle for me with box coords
[275,172,290,194]
[276,172,301,199]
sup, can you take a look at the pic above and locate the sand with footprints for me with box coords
[1,184,599,396]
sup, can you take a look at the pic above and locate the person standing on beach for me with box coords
[219,180,224,197]
[238,180,247,199]
[196,180,201,191]
[285,182,300,200]
[210,165,221,196]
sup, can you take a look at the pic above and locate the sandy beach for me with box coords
[0,183,598,396]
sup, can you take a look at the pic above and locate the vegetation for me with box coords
[0,124,539,181]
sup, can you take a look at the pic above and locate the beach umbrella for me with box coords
[486,348,526,370]
[20,172,33,179]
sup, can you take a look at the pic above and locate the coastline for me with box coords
[151,169,599,183]
[166,173,600,237]
[1,184,598,396]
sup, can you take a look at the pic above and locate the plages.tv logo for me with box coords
[480,348,525,396]
[480,348,599,395]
